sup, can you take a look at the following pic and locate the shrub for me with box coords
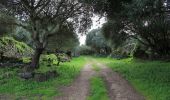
[0,37,34,58]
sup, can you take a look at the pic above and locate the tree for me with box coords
[0,11,15,36]
[86,29,111,55]
[102,20,128,48]
[124,0,170,58]
[81,0,131,18]
[47,23,79,52]
[76,45,95,55]
[0,0,92,69]
[12,27,33,46]
[88,0,170,58]
[82,0,132,49]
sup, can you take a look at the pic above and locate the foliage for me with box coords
[81,0,131,18]
[102,20,128,48]
[76,45,95,55]
[41,54,58,65]
[0,11,15,36]
[86,29,106,49]
[0,56,86,99]
[47,24,79,52]
[133,44,149,59]
[21,57,31,64]
[86,29,111,55]
[12,27,33,47]
[96,57,170,100]
[0,37,33,58]
[0,0,93,68]
[124,0,170,57]
[87,0,170,58]
[87,76,109,100]
[109,39,137,59]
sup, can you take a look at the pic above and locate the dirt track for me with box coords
[55,59,145,100]
[55,63,96,100]
[97,63,145,100]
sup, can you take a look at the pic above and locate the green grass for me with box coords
[87,77,109,100]
[0,56,86,99]
[96,57,170,100]
[92,64,100,72]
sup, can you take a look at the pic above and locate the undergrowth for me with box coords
[0,56,86,99]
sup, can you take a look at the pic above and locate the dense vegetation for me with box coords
[83,0,170,60]
[0,0,170,99]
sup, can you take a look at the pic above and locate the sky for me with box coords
[78,15,107,45]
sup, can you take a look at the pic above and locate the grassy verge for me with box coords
[96,57,170,100]
[0,56,86,99]
[87,76,109,100]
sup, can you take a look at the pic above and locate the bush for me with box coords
[110,48,130,59]
[0,37,34,58]
[41,54,57,66]
[133,45,148,59]
[76,45,95,55]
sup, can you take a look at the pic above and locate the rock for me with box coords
[34,70,59,82]
[34,73,47,82]
[0,62,26,68]
[46,70,59,78]
[18,72,34,79]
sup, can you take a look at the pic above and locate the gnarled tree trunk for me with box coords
[30,48,44,69]
[0,52,4,61]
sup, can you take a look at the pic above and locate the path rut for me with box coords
[97,63,145,100]
[55,63,96,100]
[55,59,145,100]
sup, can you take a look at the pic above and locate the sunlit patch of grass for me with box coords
[96,57,170,100]
[0,56,86,99]
[87,76,109,100]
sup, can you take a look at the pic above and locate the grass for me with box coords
[92,64,100,72]
[87,76,109,100]
[96,57,170,100]
[0,56,86,99]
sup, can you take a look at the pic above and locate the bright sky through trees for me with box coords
[79,15,106,45]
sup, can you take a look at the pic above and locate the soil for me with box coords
[55,59,145,100]
[54,63,96,100]
[97,63,145,100]
[0,58,145,100]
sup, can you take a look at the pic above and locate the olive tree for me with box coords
[0,0,92,69]
[86,29,111,54]
[86,0,170,58]
[124,0,170,58]
[47,23,79,52]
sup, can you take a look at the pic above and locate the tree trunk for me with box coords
[30,48,44,69]
[0,52,3,62]
[57,55,61,66]
[57,61,60,66]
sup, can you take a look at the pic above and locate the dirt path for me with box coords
[97,62,145,100]
[55,58,145,100]
[55,63,96,100]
